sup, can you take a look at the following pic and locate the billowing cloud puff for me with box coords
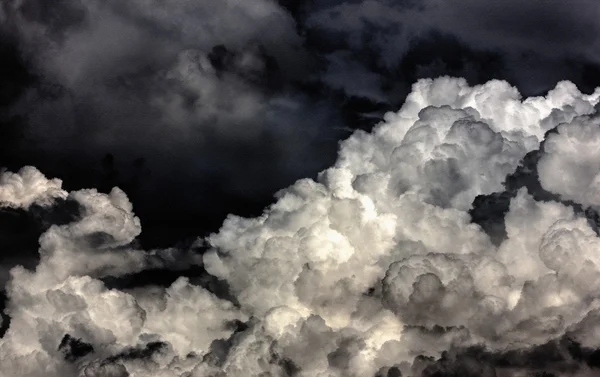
[538,115,600,207]
[0,166,67,209]
[3,77,600,376]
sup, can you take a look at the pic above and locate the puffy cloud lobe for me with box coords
[4,78,600,376]
[538,115,600,207]
[495,188,576,283]
[7,0,305,85]
[0,169,243,377]
[0,166,67,209]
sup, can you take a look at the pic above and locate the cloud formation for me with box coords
[3,77,600,376]
[0,0,343,249]
[4,0,600,254]
[0,166,66,208]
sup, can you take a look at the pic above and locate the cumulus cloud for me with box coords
[538,115,600,207]
[3,77,600,376]
[5,1,600,375]
[0,166,66,209]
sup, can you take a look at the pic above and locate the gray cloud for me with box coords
[298,0,600,100]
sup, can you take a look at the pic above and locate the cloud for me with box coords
[0,0,348,250]
[4,2,600,376]
[538,115,600,208]
[5,0,600,254]
[3,78,600,376]
[3,0,313,144]
[0,166,66,209]
[298,0,600,101]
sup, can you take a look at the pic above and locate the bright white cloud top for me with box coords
[2,77,600,376]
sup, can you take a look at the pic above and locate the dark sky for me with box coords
[1,0,600,246]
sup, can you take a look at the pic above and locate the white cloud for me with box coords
[0,166,67,209]
[538,115,600,207]
[3,78,600,376]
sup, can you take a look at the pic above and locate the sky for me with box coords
[2,1,600,376]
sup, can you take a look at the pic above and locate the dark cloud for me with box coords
[0,0,346,247]
[405,335,600,377]
[298,0,600,101]
[432,0,600,55]
[58,334,94,362]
